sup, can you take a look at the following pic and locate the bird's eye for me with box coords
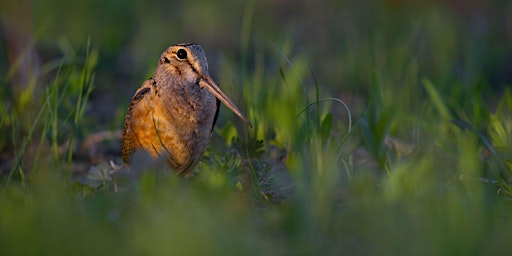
[176,49,187,60]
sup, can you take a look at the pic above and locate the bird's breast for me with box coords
[160,84,217,125]
[144,84,217,169]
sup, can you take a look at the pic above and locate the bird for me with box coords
[122,43,252,174]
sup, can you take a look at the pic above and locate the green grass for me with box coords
[2,1,512,255]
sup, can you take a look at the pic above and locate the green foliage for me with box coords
[360,74,396,171]
[1,38,98,185]
[487,89,512,196]
[2,1,512,255]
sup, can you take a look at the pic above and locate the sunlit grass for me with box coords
[2,2,512,255]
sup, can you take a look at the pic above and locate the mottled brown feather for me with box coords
[121,80,153,163]
[121,43,251,174]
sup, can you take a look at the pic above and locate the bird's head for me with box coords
[156,43,252,128]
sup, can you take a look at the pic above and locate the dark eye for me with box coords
[176,49,187,60]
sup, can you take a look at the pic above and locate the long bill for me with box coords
[200,76,253,128]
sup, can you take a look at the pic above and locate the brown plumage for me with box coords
[122,43,252,174]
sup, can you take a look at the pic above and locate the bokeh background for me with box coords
[2,0,512,255]
[3,0,512,127]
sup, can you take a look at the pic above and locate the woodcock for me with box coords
[122,43,252,174]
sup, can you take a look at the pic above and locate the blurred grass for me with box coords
[2,0,512,255]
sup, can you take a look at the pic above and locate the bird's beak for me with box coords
[200,76,253,128]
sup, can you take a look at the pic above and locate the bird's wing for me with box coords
[121,79,153,163]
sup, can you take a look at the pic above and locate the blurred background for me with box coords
[2,0,512,127]
[2,0,512,255]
